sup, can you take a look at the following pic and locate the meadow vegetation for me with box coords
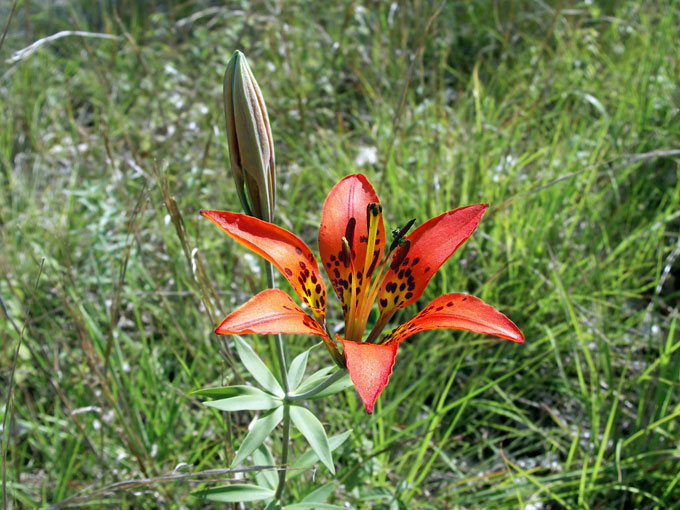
[1,0,678,508]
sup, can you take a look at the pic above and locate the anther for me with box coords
[389,218,416,252]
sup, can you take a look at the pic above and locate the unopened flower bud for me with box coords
[223,50,275,221]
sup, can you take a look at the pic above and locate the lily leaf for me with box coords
[204,385,281,412]
[294,366,334,394]
[289,405,334,474]
[284,504,346,510]
[196,483,274,502]
[307,372,353,399]
[192,385,255,399]
[234,336,284,397]
[253,444,278,490]
[301,482,336,503]
[289,430,352,479]
[231,406,284,468]
[288,348,311,390]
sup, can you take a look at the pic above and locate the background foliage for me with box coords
[1,0,678,508]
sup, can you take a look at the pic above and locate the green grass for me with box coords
[1,0,679,508]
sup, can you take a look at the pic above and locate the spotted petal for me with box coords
[381,293,525,345]
[216,289,328,337]
[201,210,327,321]
[319,174,385,317]
[378,204,488,315]
[340,337,398,414]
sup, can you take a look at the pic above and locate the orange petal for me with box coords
[216,289,328,338]
[201,210,326,321]
[381,293,524,345]
[319,175,385,316]
[378,204,488,314]
[340,337,398,414]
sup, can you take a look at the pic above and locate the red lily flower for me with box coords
[202,174,523,413]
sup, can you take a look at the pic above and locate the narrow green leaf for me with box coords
[234,336,284,397]
[232,406,284,467]
[196,483,274,502]
[253,444,278,490]
[288,349,310,390]
[284,503,345,510]
[204,386,281,412]
[192,385,256,399]
[289,430,351,479]
[289,405,335,473]
[295,366,334,394]
[307,372,353,399]
[301,482,336,503]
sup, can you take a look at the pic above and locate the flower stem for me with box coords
[265,260,291,502]
[288,369,346,401]
[275,403,291,501]
[265,262,290,394]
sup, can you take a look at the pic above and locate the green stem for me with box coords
[265,262,290,393]
[265,261,291,502]
[275,404,291,501]
[288,369,346,401]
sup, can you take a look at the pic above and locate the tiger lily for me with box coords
[201,174,523,413]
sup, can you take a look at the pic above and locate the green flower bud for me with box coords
[223,50,275,222]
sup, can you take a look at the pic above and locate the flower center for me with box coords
[343,203,415,343]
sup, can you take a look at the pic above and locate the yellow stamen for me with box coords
[353,244,393,341]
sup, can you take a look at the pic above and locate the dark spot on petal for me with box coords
[400,283,406,291]
[315,284,321,294]
[412,257,420,266]
[436,306,444,311]
[299,261,306,270]
[380,298,388,307]
[405,292,413,299]
[462,297,468,301]
[285,268,293,276]
[311,274,317,284]
[424,267,430,273]
[446,301,453,307]
[295,247,303,255]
